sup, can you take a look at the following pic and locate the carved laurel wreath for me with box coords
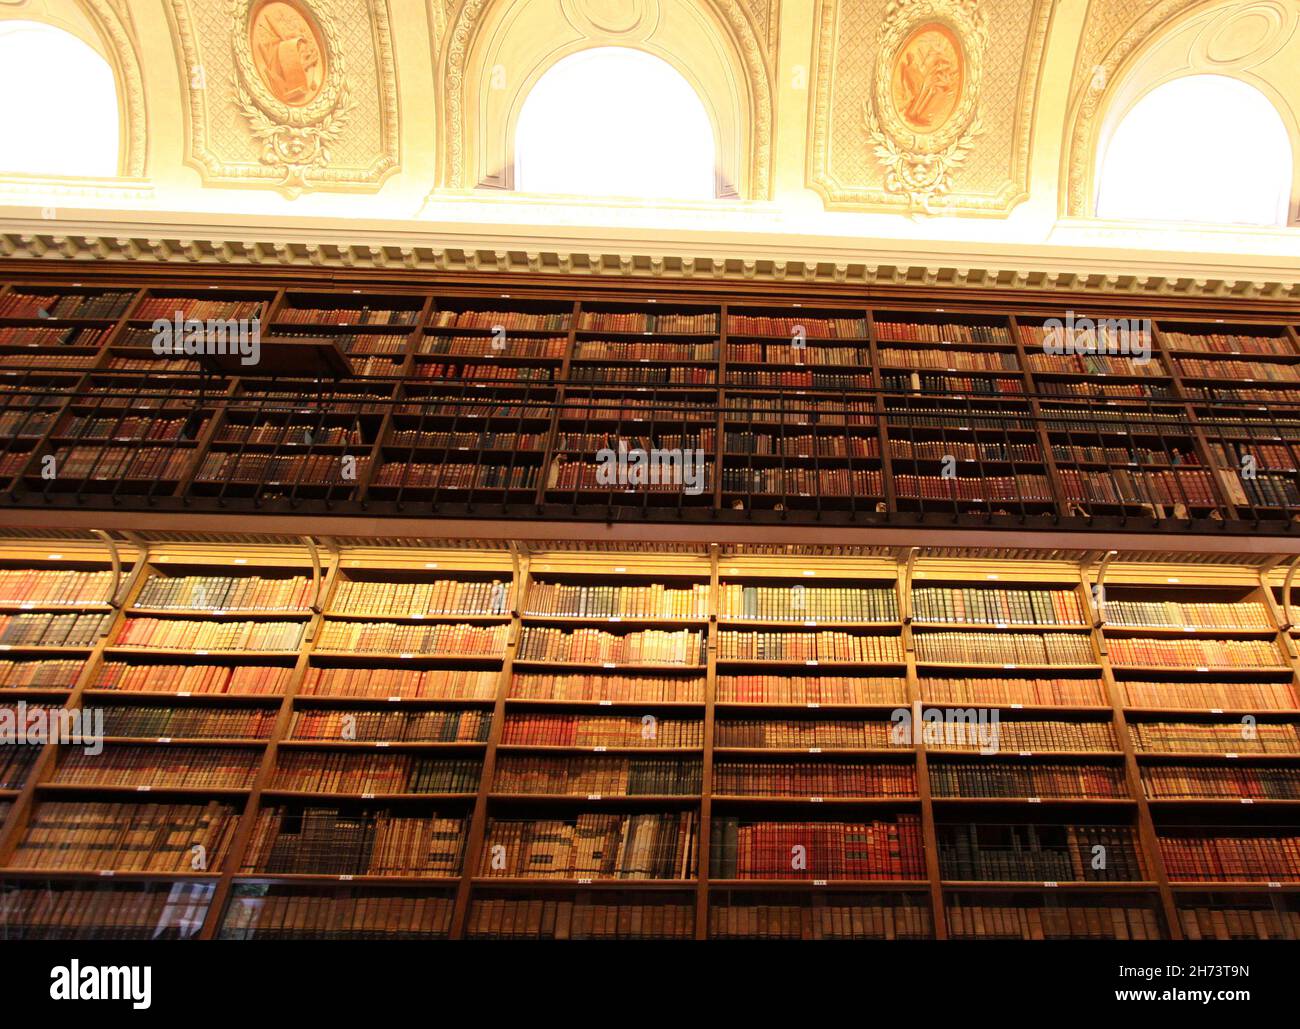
[863,0,989,213]
[230,0,355,195]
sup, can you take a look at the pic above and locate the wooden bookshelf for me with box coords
[1,538,1298,939]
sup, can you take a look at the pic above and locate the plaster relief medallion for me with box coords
[249,0,327,105]
[231,0,353,196]
[864,0,988,212]
[891,22,964,133]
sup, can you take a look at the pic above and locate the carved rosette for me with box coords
[862,0,988,213]
[230,0,355,196]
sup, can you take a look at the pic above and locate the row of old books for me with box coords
[1103,598,1272,629]
[715,630,903,664]
[1127,721,1299,754]
[725,431,879,457]
[709,899,932,939]
[10,799,240,872]
[315,620,507,655]
[880,347,1018,371]
[1025,353,1166,377]
[241,805,466,877]
[0,658,85,689]
[467,897,695,939]
[1060,468,1219,506]
[912,631,1095,666]
[1162,331,1294,355]
[274,305,417,326]
[876,322,1008,344]
[220,891,453,940]
[1177,358,1300,382]
[54,414,199,441]
[1208,441,1297,472]
[0,745,39,789]
[936,824,1144,881]
[1237,474,1300,508]
[714,719,894,751]
[413,362,553,382]
[300,666,498,700]
[548,459,714,493]
[724,396,877,424]
[40,444,189,483]
[947,903,1162,940]
[1107,636,1283,668]
[570,365,715,385]
[717,584,898,623]
[0,290,134,320]
[927,720,1118,754]
[893,474,1053,502]
[134,574,313,612]
[727,315,866,337]
[491,755,703,796]
[478,812,698,879]
[554,430,715,452]
[431,310,570,331]
[0,325,110,348]
[212,421,365,449]
[882,372,1021,395]
[525,582,710,619]
[508,671,705,704]
[97,704,278,740]
[920,676,1107,707]
[422,334,567,358]
[288,708,491,743]
[330,578,510,617]
[93,662,294,695]
[578,311,716,334]
[726,370,873,389]
[0,881,213,941]
[0,569,113,606]
[267,753,482,795]
[1119,680,1298,711]
[388,429,546,451]
[515,626,705,666]
[1179,905,1300,940]
[1052,443,1196,465]
[1141,764,1300,800]
[135,297,263,320]
[114,617,305,652]
[722,466,881,496]
[729,343,870,367]
[716,675,906,706]
[370,461,537,490]
[194,452,367,486]
[1158,830,1300,881]
[1035,380,1171,400]
[709,815,925,880]
[52,745,262,790]
[499,714,703,749]
[928,761,1127,799]
[891,439,1041,462]
[712,761,916,798]
[911,586,1085,626]
[0,612,111,647]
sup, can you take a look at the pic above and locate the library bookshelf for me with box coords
[1,267,1300,538]
[1,534,1299,940]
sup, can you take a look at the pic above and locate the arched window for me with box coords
[514,47,717,200]
[1095,74,1292,226]
[0,20,119,178]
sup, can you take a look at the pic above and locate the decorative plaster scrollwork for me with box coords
[862,0,988,213]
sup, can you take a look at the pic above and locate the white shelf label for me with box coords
[1019,751,1032,757]
[98,870,115,877]
[177,691,191,697]
[599,700,613,706]
[157,738,171,745]
[1241,798,1254,804]
[1043,881,1058,888]
[813,879,828,887]
[578,878,594,885]
[387,696,402,703]
[362,793,376,800]
[1225,753,1239,759]
[136,785,151,792]
[809,747,822,754]
[1027,797,1041,804]
[806,702,820,709]
[375,741,390,748]
[1210,708,1224,714]
[603,662,617,669]
[593,746,607,753]
[339,875,354,881]
[1010,703,1023,709]
[587,794,602,801]
[810,797,824,804]
[806,660,819,666]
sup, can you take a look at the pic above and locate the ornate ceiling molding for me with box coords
[168,0,400,196]
[2,226,1297,300]
[808,0,1052,215]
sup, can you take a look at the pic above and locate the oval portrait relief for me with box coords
[889,22,964,133]
[249,0,327,107]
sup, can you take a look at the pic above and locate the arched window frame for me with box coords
[510,45,721,201]
[1093,72,1296,227]
[0,7,144,181]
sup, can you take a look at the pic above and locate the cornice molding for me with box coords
[0,220,1298,300]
